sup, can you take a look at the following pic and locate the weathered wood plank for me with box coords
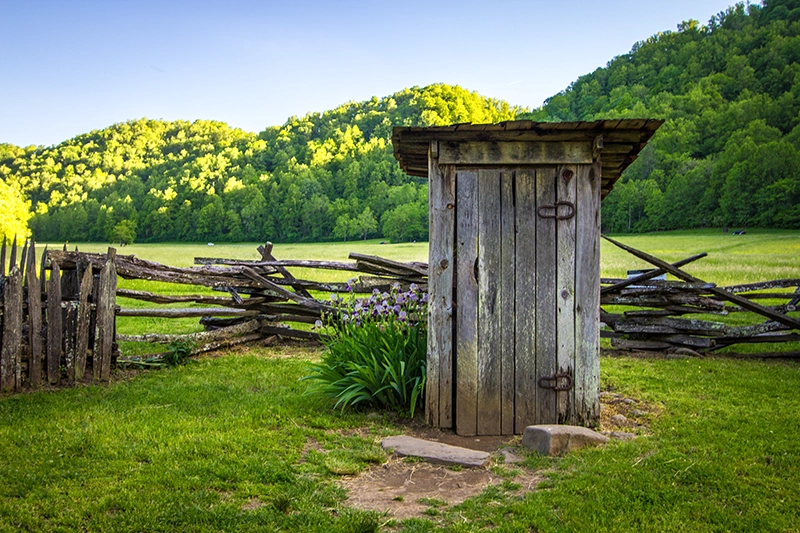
[477,169,502,435]
[535,167,558,425]
[117,318,263,343]
[64,301,77,383]
[555,166,577,424]
[46,261,62,385]
[455,169,479,436]
[514,169,537,433]
[439,141,593,166]
[499,170,516,435]
[574,162,601,426]
[26,242,43,389]
[1,267,23,391]
[260,241,313,299]
[75,265,92,381]
[600,253,708,294]
[426,156,455,428]
[0,237,6,277]
[94,249,117,381]
[117,307,259,318]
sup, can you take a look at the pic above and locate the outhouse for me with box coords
[392,119,663,436]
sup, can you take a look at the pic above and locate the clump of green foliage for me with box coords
[304,282,427,417]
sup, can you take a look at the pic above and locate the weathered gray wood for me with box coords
[350,253,428,277]
[611,339,673,350]
[722,279,800,293]
[535,167,558,425]
[240,267,332,312]
[19,240,28,280]
[455,169,479,436]
[574,162,601,426]
[600,253,708,295]
[514,169,537,433]
[117,288,244,306]
[26,243,43,388]
[117,318,263,343]
[556,166,577,424]
[46,261,62,385]
[94,248,117,381]
[602,235,800,331]
[0,237,6,277]
[439,141,593,166]
[427,157,455,428]
[499,170,516,435]
[64,301,77,383]
[117,307,259,318]
[476,169,502,435]
[1,267,23,391]
[75,265,92,381]
[259,241,313,299]
[9,236,17,276]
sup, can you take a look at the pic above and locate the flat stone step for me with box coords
[522,425,609,456]
[381,435,491,467]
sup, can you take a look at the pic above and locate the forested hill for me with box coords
[2,0,800,244]
[527,0,800,232]
[0,85,522,243]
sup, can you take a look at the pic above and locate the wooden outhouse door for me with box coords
[428,160,601,436]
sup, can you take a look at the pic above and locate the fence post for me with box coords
[95,248,117,381]
[1,267,23,391]
[75,264,93,381]
[26,242,43,389]
[47,260,62,385]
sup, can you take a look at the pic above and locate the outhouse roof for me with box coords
[392,119,663,199]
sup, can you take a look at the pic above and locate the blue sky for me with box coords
[1,0,740,147]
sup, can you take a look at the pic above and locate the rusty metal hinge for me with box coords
[537,201,575,220]
[538,373,574,391]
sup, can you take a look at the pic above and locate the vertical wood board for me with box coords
[556,166,578,423]
[455,170,479,436]
[95,249,117,381]
[75,265,93,381]
[535,167,558,425]
[476,169,502,435]
[47,262,62,385]
[64,302,77,383]
[26,243,42,389]
[1,267,22,391]
[500,171,516,435]
[514,169,537,433]
[574,162,601,426]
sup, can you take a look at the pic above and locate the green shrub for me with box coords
[303,283,427,417]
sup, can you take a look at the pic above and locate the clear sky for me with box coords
[1,0,740,148]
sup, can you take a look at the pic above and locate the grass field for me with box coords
[0,230,798,531]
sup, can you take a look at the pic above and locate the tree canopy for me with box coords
[2,1,800,242]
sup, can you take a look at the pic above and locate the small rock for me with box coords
[521,425,609,456]
[498,448,524,464]
[381,436,490,467]
[609,431,637,440]
[610,414,630,426]
[622,398,636,405]
[630,409,647,417]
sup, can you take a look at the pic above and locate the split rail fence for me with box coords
[2,236,799,393]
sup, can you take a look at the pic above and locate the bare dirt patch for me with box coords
[340,457,543,520]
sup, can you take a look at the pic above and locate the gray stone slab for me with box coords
[522,425,609,456]
[381,435,490,467]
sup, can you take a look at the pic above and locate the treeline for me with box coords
[2,0,800,243]
[0,85,521,243]
[527,0,800,232]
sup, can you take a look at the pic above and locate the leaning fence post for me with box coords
[94,248,117,381]
[26,242,43,389]
[1,267,23,391]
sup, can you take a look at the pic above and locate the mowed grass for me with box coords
[0,230,796,531]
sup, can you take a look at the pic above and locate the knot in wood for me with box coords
[439,259,449,269]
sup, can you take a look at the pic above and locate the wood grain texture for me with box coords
[535,167,558,425]
[426,155,455,427]
[1,267,23,391]
[455,169,479,436]
[574,162,601,426]
[500,171,516,435]
[47,261,62,385]
[95,250,117,381]
[556,166,577,423]
[438,141,593,165]
[26,244,43,389]
[64,301,77,383]
[477,169,502,435]
[514,169,537,433]
[75,265,93,381]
